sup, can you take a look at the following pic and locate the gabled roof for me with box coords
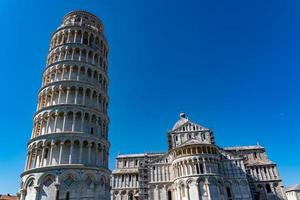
[177,138,203,147]
[224,144,264,151]
[171,113,208,132]
[172,113,189,130]
[285,184,300,192]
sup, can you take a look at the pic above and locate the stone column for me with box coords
[69,142,73,164]
[58,142,63,164]
[66,87,70,104]
[74,88,78,104]
[33,149,38,168]
[40,146,45,167]
[49,142,54,165]
[72,113,76,132]
[53,112,58,132]
[88,143,92,164]
[79,142,83,163]
[186,185,190,200]
[34,186,40,200]
[62,113,67,131]
[57,87,62,104]
[26,151,32,170]
[20,189,26,200]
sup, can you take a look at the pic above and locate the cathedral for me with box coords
[111,113,286,200]
[17,10,287,200]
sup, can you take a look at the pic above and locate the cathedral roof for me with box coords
[172,113,189,130]
[116,152,165,158]
[224,144,264,151]
[171,113,208,132]
[285,184,300,192]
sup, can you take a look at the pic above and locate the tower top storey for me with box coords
[60,10,104,33]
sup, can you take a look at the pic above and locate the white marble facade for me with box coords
[18,10,110,200]
[111,113,287,200]
[286,185,300,200]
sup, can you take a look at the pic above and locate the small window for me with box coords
[153,166,156,170]
[55,190,59,200]
[129,193,133,200]
[168,190,172,200]
[91,128,94,134]
[266,184,272,193]
[175,135,178,141]
[135,160,138,166]
[196,165,200,174]
[66,192,70,200]
[44,149,49,159]
[136,175,139,181]
[188,134,192,139]
[254,152,257,159]
[200,164,204,174]
[226,187,232,197]
[121,175,124,182]
[124,161,127,167]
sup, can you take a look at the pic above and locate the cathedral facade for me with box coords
[18,11,110,200]
[111,113,286,200]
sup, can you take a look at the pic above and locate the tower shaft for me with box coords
[19,10,110,200]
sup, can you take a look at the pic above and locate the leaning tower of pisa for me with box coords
[18,10,110,200]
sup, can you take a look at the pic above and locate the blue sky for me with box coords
[0,0,300,194]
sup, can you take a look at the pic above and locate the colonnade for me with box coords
[112,190,137,200]
[42,63,108,90]
[173,145,218,157]
[248,165,279,181]
[25,139,109,170]
[47,45,108,72]
[173,157,219,178]
[32,110,108,138]
[50,27,108,59]
[37,85,108,111]
[112,174,139,189]
[150,164,172,182]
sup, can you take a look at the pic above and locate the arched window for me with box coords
[254,152,257,159]
[226,187,232,198]
[168,190,172,200]
[196,164,200,174]
[55,190,59,200]
[200,163,204,174]
[83,32,89,45]
[129,193,133,200]
[266,184,272,193]
[66,192,70,200]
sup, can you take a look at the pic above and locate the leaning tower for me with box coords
[18,10,110,200]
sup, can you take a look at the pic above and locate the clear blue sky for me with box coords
[0,0,300,194]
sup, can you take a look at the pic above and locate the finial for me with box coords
[180,112,186,118]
